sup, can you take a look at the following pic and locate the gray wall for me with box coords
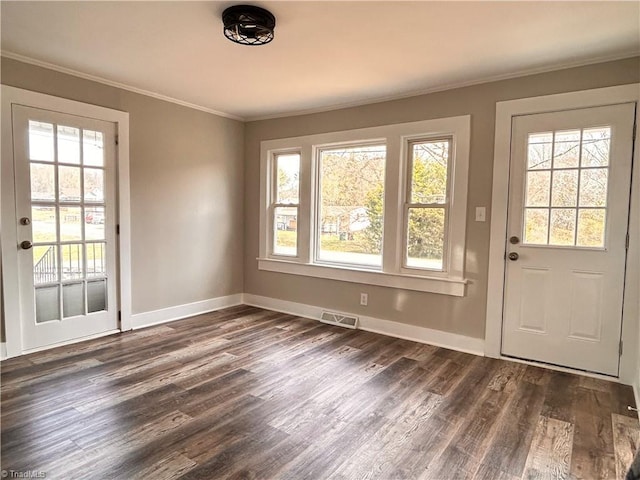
[1,57,245,318]
[2,55,638,347]
[244,57,640,340]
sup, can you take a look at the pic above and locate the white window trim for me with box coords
[313,140,387,269]
[1,85,132,358]
[259,116,470,297]
[485,83,640,384]
[269,150,301,258]
[401,136,453,275]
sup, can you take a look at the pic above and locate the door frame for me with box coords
[1,85,132,358]
[486,83,640,384]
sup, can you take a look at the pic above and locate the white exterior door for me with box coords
[12,105,119,351]
[502,103,635,376]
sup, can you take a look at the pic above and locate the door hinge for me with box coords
[118,311,122,321]
[116,224,120,235]
[115,135,119,146]
[625,233,630,250]
[619,340,623,357]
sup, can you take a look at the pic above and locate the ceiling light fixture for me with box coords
[222,5,276,46]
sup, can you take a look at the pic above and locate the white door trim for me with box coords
[1,85,132,358]
[486,83,640,384]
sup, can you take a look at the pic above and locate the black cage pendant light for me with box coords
[222,5,276,46]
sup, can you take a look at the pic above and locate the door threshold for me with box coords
[15,329,122,358]
[500,353,621,383]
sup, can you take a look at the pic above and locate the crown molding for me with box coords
[3,49,638,123]
[0,51,245,121]
[246,51,640,122]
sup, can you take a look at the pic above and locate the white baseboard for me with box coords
[131,293,243,330]
[242,293,485,356]
[0,342,7,361]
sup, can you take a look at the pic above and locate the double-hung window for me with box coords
[259,115,470,296]
[271,152,300,256]
[404,138,451,271]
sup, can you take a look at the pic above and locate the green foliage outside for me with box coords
[363,142,448,261]
[523,131,610,247]
[276,142,449,261]
[318,146,385,256]
[32,208,104,265]
[276,230,372,254]
[361,184,384,254]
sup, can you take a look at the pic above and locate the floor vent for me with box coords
[320,311,359,329]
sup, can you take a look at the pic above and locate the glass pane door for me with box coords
[29,120,109,322]
[502,102,635,376]
[523,127,610,247]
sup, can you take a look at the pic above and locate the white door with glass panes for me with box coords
[13,105,118,351]
[502,103,635,376]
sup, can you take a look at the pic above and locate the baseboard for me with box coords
[0,342,7,361]
[242,293,485,356]
[131,293,243,330]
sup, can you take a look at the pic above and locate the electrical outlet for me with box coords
[475,207,486,222]
[360,293,368,306]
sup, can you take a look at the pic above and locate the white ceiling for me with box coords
[2,1,639,120]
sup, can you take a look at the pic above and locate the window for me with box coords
[405,139,451,271]
[317,143,386,268]
[259,116,470,296]
[271,152,300,256]
[524,127,610,247]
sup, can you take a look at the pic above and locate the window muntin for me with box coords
[316,143,386,268]
[259,116,470,296]
[523,127,610,248]
[27,120,109,320]
[272,152,300,256]
[404,138,451,271]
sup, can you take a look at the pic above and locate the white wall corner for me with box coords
[0,342,7,361]
[242,293,485,356]
[130,294,243,330]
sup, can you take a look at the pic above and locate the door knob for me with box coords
[508,252,519,261]
[20,240,33,250]
[20,217,31,226]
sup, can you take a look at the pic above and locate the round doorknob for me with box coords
[508,252,519,261]
[20,240,33,250]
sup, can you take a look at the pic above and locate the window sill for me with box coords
[257,258,467,297]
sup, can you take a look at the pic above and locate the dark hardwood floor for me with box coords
[2,305,639,479]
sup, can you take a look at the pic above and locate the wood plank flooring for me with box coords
[2,305,639,479]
